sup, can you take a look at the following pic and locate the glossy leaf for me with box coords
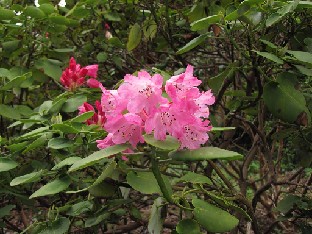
[39,217,70,234]
[62,95,87,113]
[24,6,46,19]
[148,197,163,234]
[127,171,161,194]
[29,176,71,198]
[127,23,142,51]
[48,138,74,149]
[0,158,18,172]
[176,219,201,234]
[52,124,79,134]
[191,15,223,31]
[68,144,128,172]
[0,205,15,218]
[179,172,211,184]
[254,51,284,64]
[287,50,312,64]
[0,8,15,20]
[143,134,180,150]
[263,73,310,123]
[69,111,94,123]
[176,34,208,55]
[10,170,45,186]
[90,161,117,187]
[51,157,82,171]
[169,147,243,161]
[193,199,239,233]
[39,3,55,15]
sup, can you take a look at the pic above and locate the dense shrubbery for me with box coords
[0,0,312,233]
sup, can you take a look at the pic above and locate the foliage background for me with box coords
[0,0,311,233]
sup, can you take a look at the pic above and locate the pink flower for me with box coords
[178,120,212,149]
[78,101,106,127]
[60,57,99,91]
[145,103,196,141]
[85,65,98,78]
[87,78,101,88]
[97,133,114,149]
[194,90,215,118]
[99,84,127,116]
[105,113,144,147]
[118,71,165,115]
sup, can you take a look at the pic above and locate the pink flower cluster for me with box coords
[76,64,215,150]
[60,57,100,91]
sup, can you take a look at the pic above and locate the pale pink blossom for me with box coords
[118,71,165,115]
[105,113,144,147]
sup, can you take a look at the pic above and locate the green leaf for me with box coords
[287,50,312,64]
[24,6,46,19]
[39,3,55,15]
[108,37,124,48]
[207,63,237,94]
[36,59,62,81]
[23,133,50,153]
[143,134,180,150]
[266,0,299,27]
[96,52,108,62]
[39,217,70,234]
[61,95,87,113]
[51,157,82,171]
[191,15,222,31]
[2,40,20,52]
[169,147,243,161]
[0,205,15,218]
[148,197,163,234]
[179,172,211,184]
[0,8,15,20]
[143,19,157,40]
[0,75,27,90]
[88,181,116,197]
[176,219,201,234]
[68,144,129,172]
[48,98,67,115]
[90,161,117,188]
[53,48,75,53]
[276,195,301,213]
[266,13,282,27]
[29,176,70,198]
[19,127,49,140]
[49,15,69,25]
[254,51,284,64]
[176,34,208,55]
[211,127,236,131]
[192,199,239,233]
[85,211,110,227]
[10,170,45,186]
[263,72,310,123]
[126,171,161,194]
[69,111,94,123]
[48,138,74,149]
[295,65,312,76]
[0,158,18,172]
[104,12,121,21]
[52,124,79,134]
[0,104,21,119]
[66,201,93,216]
[127,23,142,51]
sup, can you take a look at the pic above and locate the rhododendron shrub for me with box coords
[75,62,215,150]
